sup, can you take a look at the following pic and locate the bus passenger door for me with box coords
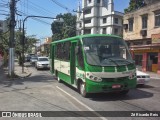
[50,44,54,74]
[70,42,76,84]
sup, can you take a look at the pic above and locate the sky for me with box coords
[0,0,130,42]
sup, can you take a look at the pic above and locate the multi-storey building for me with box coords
[76,0,123,35]
[123,1,160,74]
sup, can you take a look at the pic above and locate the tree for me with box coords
[51,13,77,41]
[0,30,38,65]
[124,0,146,13]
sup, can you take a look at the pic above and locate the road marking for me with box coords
[56,86,108,120]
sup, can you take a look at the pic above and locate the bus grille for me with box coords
[102,77,128,82]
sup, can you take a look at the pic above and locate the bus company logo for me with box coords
[2,112,11,117]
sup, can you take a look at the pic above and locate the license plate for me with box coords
[138,79,145,83]
[112,84,121,89]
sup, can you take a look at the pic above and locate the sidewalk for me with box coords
[14,61,32,78]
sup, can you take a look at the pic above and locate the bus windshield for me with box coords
[82,36,133,66]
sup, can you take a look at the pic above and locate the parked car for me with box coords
[25,56,31,62]
[35,57,50,70]
[136,70,150,85]
[30,56,38,64]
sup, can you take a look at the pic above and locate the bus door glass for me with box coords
[76,41,85,70]
[70,41,77,84]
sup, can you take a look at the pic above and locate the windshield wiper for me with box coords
[116,59,133,64]
[106,58,120,67]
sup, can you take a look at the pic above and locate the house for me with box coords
[123,1,160,73]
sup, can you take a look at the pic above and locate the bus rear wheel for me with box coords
[56,71,61,83]
[79,81,88,97]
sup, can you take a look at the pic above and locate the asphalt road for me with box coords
[0,63,160,120]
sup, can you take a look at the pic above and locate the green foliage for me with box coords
[51,13,77,41]
[124,0,146,13]
[0,30,38,56]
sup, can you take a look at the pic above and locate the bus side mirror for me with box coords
[75,46,79,54]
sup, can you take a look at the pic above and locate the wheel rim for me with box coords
[80,82,85,95]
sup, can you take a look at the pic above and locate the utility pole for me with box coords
[73,9,85,35]
[9,0,16,76]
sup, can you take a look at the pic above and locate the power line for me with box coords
[19,0,55,17]
[28,0,56,16]
[50,0,71,12]
[0,9,9,12]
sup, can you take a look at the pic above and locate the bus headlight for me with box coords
[87,73,102,82]
[129,72,136,79]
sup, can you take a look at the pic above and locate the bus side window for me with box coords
[77,41,84,70]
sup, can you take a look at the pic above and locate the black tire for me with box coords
[120,90,129,95]
[56,71,61,83]
[79,81,88,97]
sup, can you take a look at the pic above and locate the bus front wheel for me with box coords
[79,81,88,97]
[120,90,129,95]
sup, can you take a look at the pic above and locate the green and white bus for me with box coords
[50,34,137,97]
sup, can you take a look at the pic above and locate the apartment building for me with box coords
[123,1,160,73]
[76,0,123,35]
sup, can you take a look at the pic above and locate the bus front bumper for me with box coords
[85,78,137,93]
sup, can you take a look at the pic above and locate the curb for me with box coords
[14,70,32,79]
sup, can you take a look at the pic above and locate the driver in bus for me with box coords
[99,45,111,58]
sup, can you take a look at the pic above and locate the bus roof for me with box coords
[51,34,121,44]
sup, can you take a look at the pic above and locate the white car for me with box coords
[35,57,50,70]
[136,70,150,85]
[30,56,38,64]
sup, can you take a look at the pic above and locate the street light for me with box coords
[22,15,64,73]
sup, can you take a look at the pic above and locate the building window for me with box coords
[103,18,106,23]
[128,18,134,31]
[114,18,118,24]
[114,28,118,35]
[97,0,100,4]
[88,0,92,3]
[142,15,148,29]
[84,19,91,24]
[0,23,2,27]
[84,29,91,34]
[79,23,82,27]
[102,28,106,34]
[155,11,160,27]
[146,41,151,45]
[84,8,91,15]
